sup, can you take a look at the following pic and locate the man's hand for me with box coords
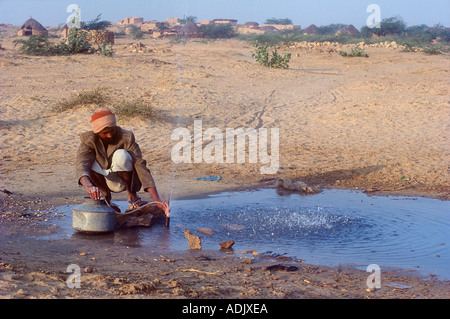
[80,176,101,200]
[157,201,170,216]
[86,186,102,200]
[146,187,170,216]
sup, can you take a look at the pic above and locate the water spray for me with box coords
[119,200,170,227]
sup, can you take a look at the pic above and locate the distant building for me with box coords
[119,17,144,25]
[178,21,202,38]
[201,20,214,25]
[141,21,168,32]
[259,25,278,33]
[212,19,238,26]
[61,24,70,37]
[336,24,360,36]
[244,22,259,29]
[166,18,182,26]
[236,25,265,35]
[18,18,48,36]
[261,24,296,31]
[236,21,301,35]
[303,24,318,34]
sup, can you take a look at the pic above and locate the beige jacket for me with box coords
[75,127,156,191]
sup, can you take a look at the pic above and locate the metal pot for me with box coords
[72,198,116,233]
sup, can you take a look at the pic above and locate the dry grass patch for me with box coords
[51,87,110,113]
[51,87,162,120]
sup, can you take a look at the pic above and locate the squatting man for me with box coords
[75,108,169,214]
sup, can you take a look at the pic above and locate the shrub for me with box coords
[339,46,369,57]
[127,25,144,39]
[13,35,54,56]
[422,45,444,55]
[13,30,92,56]
[13,28,114,57]
[199,24,236,39]
[401,43,417,52]
[97,42,114,57]
[251,40,291,68]
[65,27,94,54]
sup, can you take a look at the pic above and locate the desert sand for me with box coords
[0,34,449,300]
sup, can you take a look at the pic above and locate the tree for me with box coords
[264,18,293,25]
[81,14,111,30]
[360,16,406,38]
[373,16,406,36]
[180,16,197,24]
[316,24,347,35]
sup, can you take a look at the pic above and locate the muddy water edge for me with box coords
[1,188,449,299]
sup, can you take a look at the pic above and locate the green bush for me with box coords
[65,28,94,54]
[339,46,369,57]
[13,28,114,57]
[127,25,144,39]
[422,45,444,55]
[13,35,54,56]
[97,42,114,57]
[199,24,236,39]
[13,31,92,56]
[251,40,291,68]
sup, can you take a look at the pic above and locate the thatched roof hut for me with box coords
[336,24,360,36]
[178,21,202,38]
[18,17,48,36]
[303,24,318,35]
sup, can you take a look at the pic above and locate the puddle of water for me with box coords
[47,188,449,279]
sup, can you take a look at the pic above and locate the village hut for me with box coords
[303,24,318,35]
[336,24,360,36]
[260,25,278,33]
[119,17,144,25]
[60,24,71,37]
[244,22,259,29]
[178,21,202,38]
[18,17,48,36]
[212,19,238,26]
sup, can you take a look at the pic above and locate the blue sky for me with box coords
[0,0,448,28]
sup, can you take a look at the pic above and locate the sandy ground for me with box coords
[0,32,449,299]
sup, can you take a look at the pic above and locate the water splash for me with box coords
[216,206,366,239]
[46,188,450,279]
